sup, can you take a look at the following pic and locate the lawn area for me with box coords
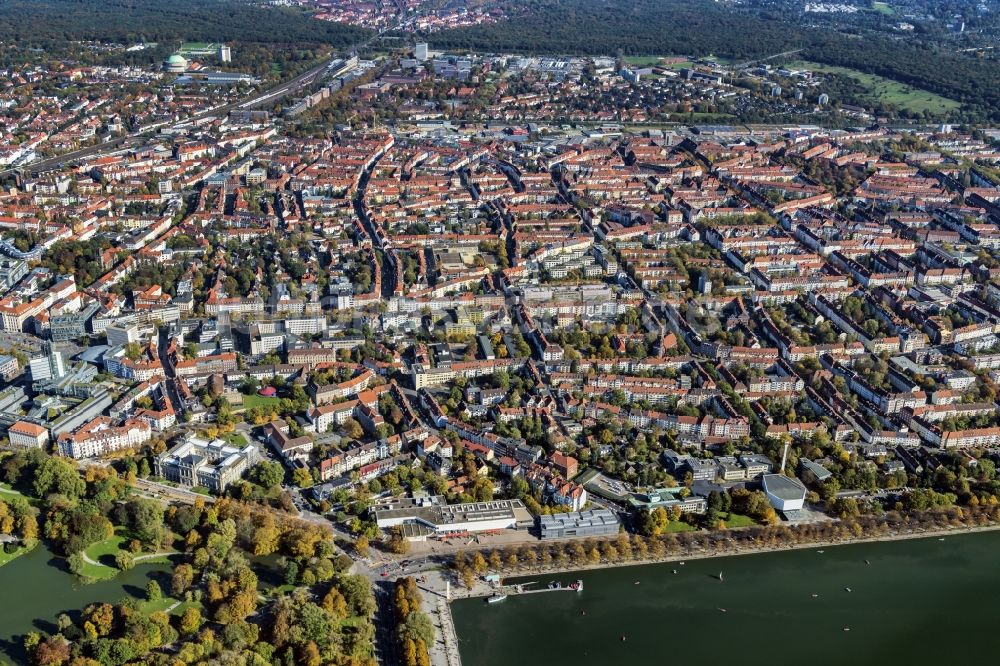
[0,482,41,508]
[79,529,177,580]
[241,394,282,411]
[168,600,202,617]
[719,512,755,528]
[871,1,895,15]
[139,598,180,615]
[135,553,176,566]
[85,531,129,567]
[0,481,21,495]
[664,520,697,533]
[222,431,249,447]
[75,556,118,581]
[0,540,37,568]
[265,583,297,597]
[787,60,960,115]
[625,56,664,66]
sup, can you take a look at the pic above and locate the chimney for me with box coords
[780,441,790,475]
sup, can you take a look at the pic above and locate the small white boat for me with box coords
[844,587,852,592]
[486,594,508,604]
[843,627,851,632]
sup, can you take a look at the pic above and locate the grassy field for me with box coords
[664,520,697,533]
[787,60,960,115]
[241,394,282,411]
[75,557,118,580]
[871,1,895,15]
[84,531,129,568]
[624,56,664,66]
[0,540,37,568]
[0,481,40,507]
[624,56,692,70]
[222,431,250,447]
[80,529,177,580]
[719,512,755,528]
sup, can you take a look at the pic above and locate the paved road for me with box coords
[157,326,184,417]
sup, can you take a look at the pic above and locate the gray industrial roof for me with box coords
[762,473,807,500]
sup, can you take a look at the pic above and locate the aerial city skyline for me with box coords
[1,0,1000,664]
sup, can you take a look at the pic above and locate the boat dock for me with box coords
[503,579,584,596]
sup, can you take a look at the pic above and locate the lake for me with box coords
[452,530,1000,666]
[0,545,173,664]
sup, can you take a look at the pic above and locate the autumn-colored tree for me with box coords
[224,590,258,623]
[251,516,281,556]
[415,638,431,666]
[178,606,202,636]
[299,641,322,666]
[82,603,115,637]
[402,638,418,666]
[460,567,475,589]
[321,586,349,621]
[33,636,70,666]
[172,563,195,597]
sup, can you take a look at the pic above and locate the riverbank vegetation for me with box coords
[0,490,38,566]
[0,449,378,666]
[451,503,1000,585]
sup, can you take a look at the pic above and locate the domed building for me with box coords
[162,54,188,73]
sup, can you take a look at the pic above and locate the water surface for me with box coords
[453,531,999,666]
[0,545,172,664]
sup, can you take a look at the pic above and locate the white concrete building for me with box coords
[7,421,49,449]
[762,473,807,512]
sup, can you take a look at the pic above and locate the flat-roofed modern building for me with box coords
[762,473,807,512]
[373,495,534,539]
[155,435,259,493]
[539,508,620,539]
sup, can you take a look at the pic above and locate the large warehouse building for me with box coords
[373,496,534,539]
[539,508,621,539]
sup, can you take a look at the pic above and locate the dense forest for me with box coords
[0,0,371,48]
[427,0,1000,122]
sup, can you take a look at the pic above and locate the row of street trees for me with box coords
[452,503,1000,586]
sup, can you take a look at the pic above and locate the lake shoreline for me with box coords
[450,521,1000,600]
[447,523,1000,666]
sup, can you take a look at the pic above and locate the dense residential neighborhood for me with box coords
[7,0,1000,664]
